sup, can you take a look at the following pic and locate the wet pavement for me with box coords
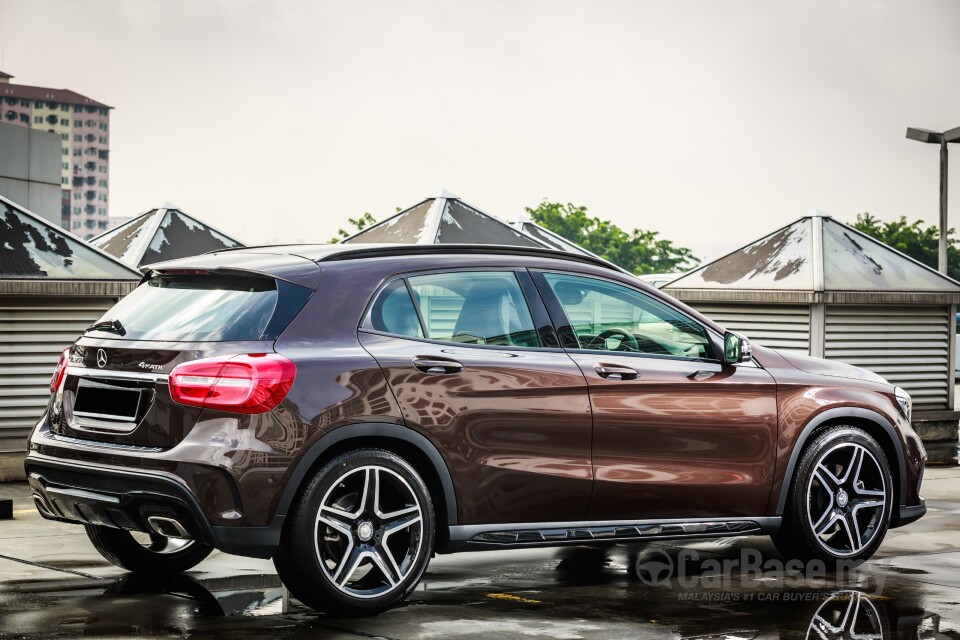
[1,464,959,639]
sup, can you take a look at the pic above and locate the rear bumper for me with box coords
[25,455,282,559]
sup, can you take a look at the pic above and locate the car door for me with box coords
[358,269,593,525]
[532,270,778,521]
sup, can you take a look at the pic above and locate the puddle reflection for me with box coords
[0,562,952,639]
[103,573,287,617]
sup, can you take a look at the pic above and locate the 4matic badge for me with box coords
[138,362,165,371]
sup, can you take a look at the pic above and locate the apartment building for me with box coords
[0,70,111,238]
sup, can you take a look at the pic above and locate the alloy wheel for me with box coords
[314,465,424,599]
[805,442,888,558]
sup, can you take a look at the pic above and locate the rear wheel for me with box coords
[274,448,435,616]
[772,426,892,565]
[84,524,212,574]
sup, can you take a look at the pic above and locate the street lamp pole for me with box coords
[941,137,949,274]
[907,126,960,274]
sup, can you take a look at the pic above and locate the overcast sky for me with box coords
[1,0,958,261]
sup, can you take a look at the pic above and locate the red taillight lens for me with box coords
[50,347,70,393]
[168,353,296,414]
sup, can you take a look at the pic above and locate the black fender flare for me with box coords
[274,422,458,525]
[774,407,907,514]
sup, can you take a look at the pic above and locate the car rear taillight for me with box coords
[50,347,70,393]
[168,353,296,414]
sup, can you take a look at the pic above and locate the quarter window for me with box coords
[542,273,711,359]
[364,280,423,339]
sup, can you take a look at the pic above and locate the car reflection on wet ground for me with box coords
[1,544,956,639]
[2,462,959,639]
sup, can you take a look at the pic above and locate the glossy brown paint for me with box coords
[25,246,927,559]
[54,340,273,448]
[359,331,593,524]
[751,344,926,514]
[569,354,778,520]
[32,263,406,528]
[32,354,401,529]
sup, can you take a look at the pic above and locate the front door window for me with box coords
[542,272,711,359]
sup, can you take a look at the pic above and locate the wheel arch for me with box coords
[275,423,459,535]
[774,407,907,515]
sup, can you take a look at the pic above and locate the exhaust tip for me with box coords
[147,515,190,539]
[32,494,54,517]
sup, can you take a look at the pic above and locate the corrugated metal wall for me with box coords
[825,305,951,410]
[0,296,119,453]
[689,303,811,354]
[418,294,462,339]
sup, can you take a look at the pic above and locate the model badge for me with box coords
[138,362,164,371]
[96,349,108,368]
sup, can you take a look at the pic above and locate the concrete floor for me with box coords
[1,466,959,639]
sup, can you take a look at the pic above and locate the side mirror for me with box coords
[723,331,752,364]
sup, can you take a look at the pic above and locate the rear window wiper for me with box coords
[87,319,127,336]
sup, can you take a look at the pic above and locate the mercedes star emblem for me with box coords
[96,349,108,368]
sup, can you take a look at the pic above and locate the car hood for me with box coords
[773,349,891,386]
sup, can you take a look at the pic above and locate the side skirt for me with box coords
[442,517,782,553]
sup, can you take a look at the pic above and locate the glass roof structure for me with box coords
[343,195,545,248]
[0,195,139,280]
[91,205,243,268]
[510,220,599,257]
[665,214,960,301]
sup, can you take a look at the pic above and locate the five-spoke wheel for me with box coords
[315,465,425,598]
[773,426,892,564]
[275,449,435,616]
[807,442,887,557]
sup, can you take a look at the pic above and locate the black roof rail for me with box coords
[200,242,628,274]
[314,243,624,272]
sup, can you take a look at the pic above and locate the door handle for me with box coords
[593,364,639,381]
[413,357,464,374]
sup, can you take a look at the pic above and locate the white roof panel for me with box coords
[0,196,139,280]
[666,214,960,293]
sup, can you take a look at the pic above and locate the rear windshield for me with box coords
[88,275,312,342]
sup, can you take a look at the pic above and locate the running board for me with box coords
[444,517,781,552]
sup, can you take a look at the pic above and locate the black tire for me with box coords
[772,425,893,565]
[84,524,212,574]
[274,448,435,617]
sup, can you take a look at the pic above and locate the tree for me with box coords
[850,213,960,280]
[525,201,700,275]
[329,212,377,244]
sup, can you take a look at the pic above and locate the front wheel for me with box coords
[84,524,212,574]
[274,449,435,616]
[772,425,893,565]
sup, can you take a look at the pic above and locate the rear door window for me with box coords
[87,275,311,342]
[408,272,539,348]
[364,271,540,348]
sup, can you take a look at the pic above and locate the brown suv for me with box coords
[26,244,926,615]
